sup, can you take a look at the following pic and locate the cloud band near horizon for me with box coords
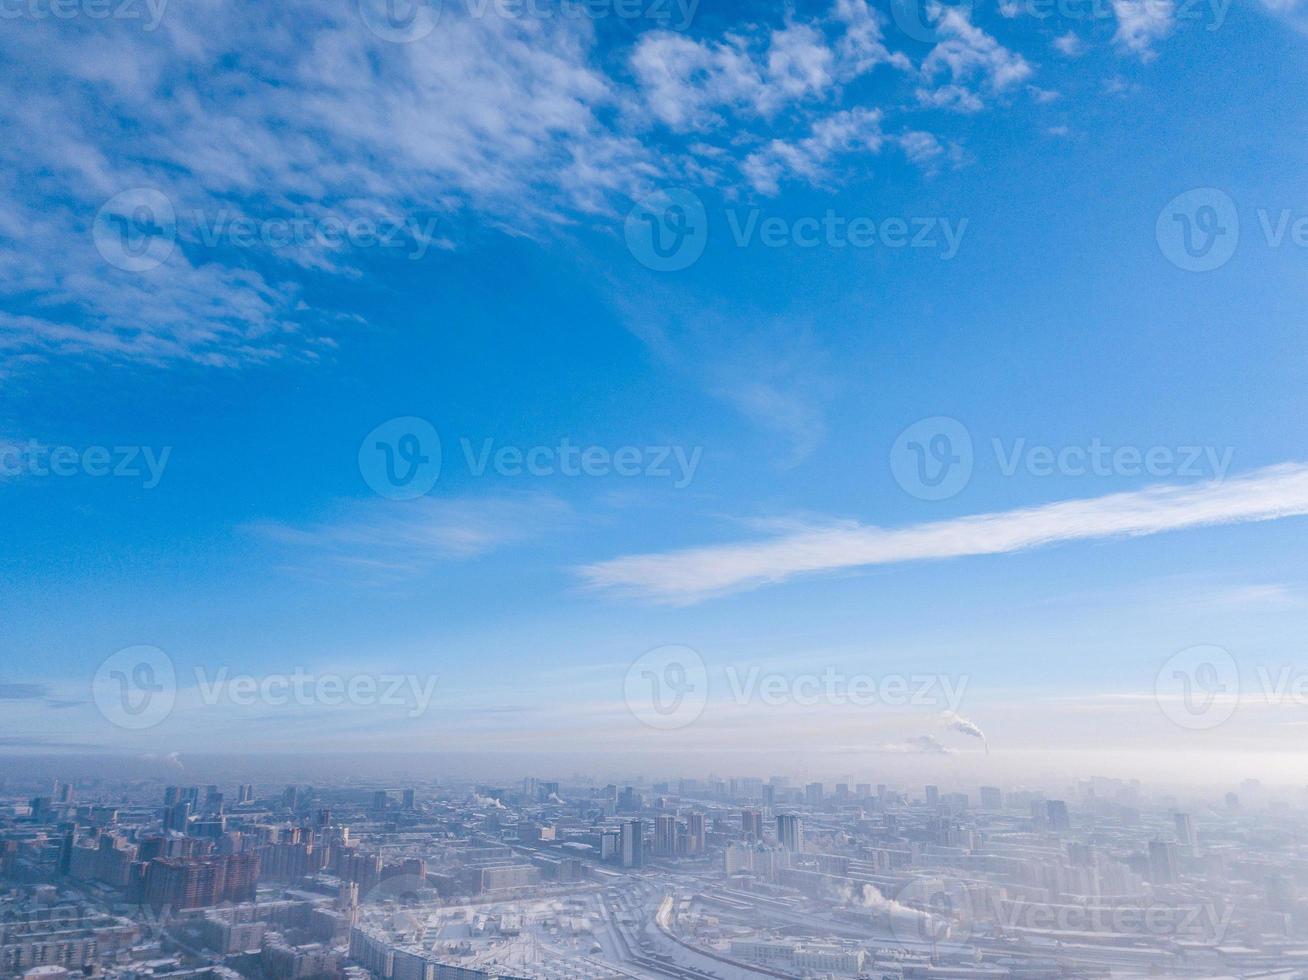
[578,463,1308,603]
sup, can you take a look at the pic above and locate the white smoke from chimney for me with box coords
[942,711,989,753]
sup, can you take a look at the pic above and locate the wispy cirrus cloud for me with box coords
[879,734,952,754]
[579,462,1308,603]
[251,493,570,582]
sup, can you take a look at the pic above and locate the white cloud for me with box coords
[628,31,768,131]
[918,6,1033,112]
[629,0,907,133]
[833,0,912,75]
[0,0,940,368]
[1112,0,1176,58]
[1053,31,1087,56]
[0,5,655,368]
[915,83,985,113]
[897,130,942,160]
[881,734,952,754]
[765,23,841,104]
[743,108,885,195]
[579,462,1308,603]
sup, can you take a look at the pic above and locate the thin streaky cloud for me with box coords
[579,462,1308,603]
[249,493,570,581]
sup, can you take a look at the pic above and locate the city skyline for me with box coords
[1,767,1301,978]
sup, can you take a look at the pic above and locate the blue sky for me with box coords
[3,0,1308,780]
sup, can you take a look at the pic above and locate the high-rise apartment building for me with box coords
[687,812,706,855]
[620,819,643,868]
[655,814,677,857]
[742,808,764,842]
[776,814,803,852]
